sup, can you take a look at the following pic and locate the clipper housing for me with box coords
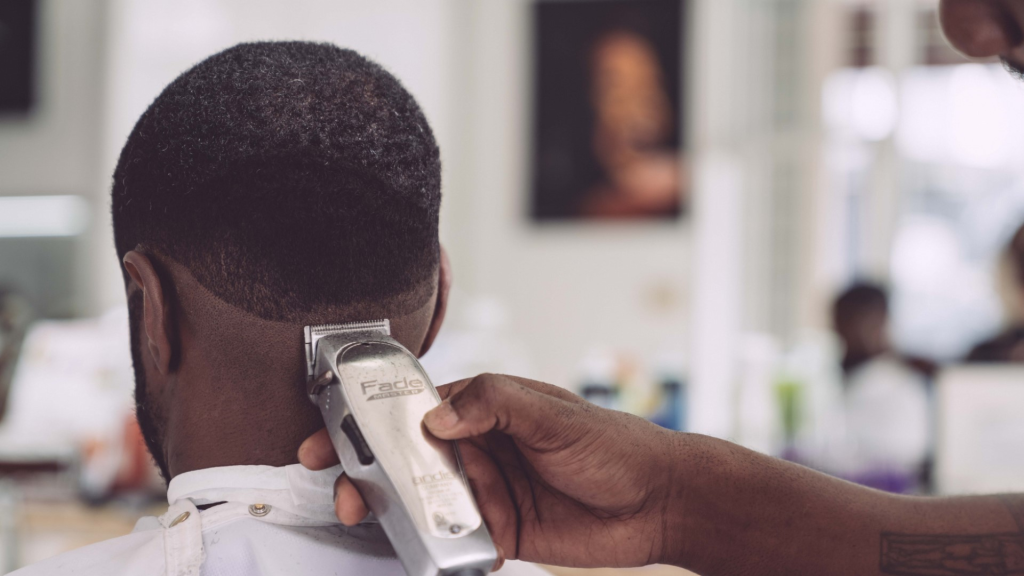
[305,320,496,576]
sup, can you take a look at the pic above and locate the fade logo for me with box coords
[360,377,425,401]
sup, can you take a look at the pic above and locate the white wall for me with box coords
[445,0,692,390]
[0,0,107,195]
[0,0,110,316]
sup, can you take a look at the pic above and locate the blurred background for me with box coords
[3,0,1024,574]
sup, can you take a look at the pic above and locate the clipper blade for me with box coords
[304,319,391,379]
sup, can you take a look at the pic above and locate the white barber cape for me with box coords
[11,464,549,576]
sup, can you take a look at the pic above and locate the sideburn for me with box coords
[128,290,172,483]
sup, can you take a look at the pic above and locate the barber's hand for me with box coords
[298,374,682,569]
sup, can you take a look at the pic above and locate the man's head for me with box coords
[940,0,1024,76]
[112,42,450,481]
[833,282,890,369]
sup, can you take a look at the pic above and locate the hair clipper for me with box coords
[304,320,497,576]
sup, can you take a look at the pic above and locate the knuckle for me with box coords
[471,372,501,385]
[454,374,495,411]
[466,373,496,388]
[463,374,491,396]
[465,373,504,402]
[460,373,522,433]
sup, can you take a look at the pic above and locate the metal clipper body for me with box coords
[304,320,496,576]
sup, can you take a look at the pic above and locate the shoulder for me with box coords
[8,525,164,576]
[966,330,1024,362]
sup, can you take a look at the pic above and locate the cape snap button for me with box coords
[168,511,190,527]
[248,503,271,517]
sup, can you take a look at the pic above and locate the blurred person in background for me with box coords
[832,282,935,494]
[833,283,889,376]
[967,221,1024,361]
[833,282,936,379]
[11,41,544,576]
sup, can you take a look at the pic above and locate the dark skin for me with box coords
[941,0,1024,69]
[123,247,451,478]
[298,6,1024,573]
[302,374,1024,575]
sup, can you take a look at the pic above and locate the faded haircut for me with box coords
[112,41,441,322]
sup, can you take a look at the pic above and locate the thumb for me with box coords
[424,373,580,449]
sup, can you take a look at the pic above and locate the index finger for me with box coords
[300,375,582,469]
[437,375,585,405]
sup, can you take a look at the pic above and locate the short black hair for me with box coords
[112,41,441,322]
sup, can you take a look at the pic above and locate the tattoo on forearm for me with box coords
[880,533,1024,575]
[880,496,1024,575]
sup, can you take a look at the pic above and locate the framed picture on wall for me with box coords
[531,0,687,222]
[0,0,37,114]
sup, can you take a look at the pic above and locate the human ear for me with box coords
[418,245,451,357]
[123,250,175,375]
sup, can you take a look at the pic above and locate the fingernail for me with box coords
[492,542,506,572]
[424,400,459,431]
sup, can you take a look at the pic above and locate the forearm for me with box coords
[664,433,1023,576]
